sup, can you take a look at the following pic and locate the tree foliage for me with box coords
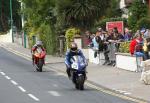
[22,0,57,54]
[105,0,122,18]
[128,0,148,32]
[136,17,150,29]
[0,0,21,33]
[22,0,110,54]
[56,0,110,30]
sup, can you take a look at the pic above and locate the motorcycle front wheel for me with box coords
[38,59,44,72]
[77,75,85,90]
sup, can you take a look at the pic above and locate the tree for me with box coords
[0,0,21,33]
[105,0,122,18]
[22,0,111,54]
[56,0,110,30]
[22,0,57,54]
[128,0,148,32]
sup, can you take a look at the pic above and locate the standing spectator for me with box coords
[140,28,150,38]
[140,28,146,38]
[129,34,144,58]
[103,31,111,65]
[85,30,92,46]
[124,28,132,41]
[143,38,150,60]
[92,31,101,58]
[107,27,123,66]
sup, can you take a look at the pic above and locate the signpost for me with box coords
[106,21,124,34]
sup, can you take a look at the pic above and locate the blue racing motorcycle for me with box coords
[70,55,87,90]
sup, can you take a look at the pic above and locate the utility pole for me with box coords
[10,0,14,42]
[20,1,26,48]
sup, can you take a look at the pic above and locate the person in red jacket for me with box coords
[130,34,143,56]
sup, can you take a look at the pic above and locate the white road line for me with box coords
[28,94,40,101]
[18,86,26,92]
[113,89,131,95]
[48,91,61,97]
[53,84,58,87]
[124,92,131,95]
[11,80,18,85]
[5,76,11,80]
[0,72,5,76]
[115,90,127,93]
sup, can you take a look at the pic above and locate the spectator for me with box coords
[140,28,146,37]
[124,28,132,41]
[92,31,101,58]
[107,27,123,66]
[129,34,144,59]
[103,31,111,65]
[85,30,92,46]
[143,38,150,60]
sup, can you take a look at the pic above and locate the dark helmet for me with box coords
[70,42,78,52]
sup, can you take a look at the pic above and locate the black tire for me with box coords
[38,59,44,72]
[78,75,85,90]
[75,83,79,89]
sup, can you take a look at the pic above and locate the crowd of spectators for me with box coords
[84,27,150,66]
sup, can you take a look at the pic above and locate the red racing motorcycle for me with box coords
[33,48,46,72]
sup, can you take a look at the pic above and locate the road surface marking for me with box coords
[5,76,11,80]
[124,92,131,95]
[18,86,26,92]
[11,80,18,85]
[0,72,5,76]
[0,68,40,102]
[48,91,61,96]
[86,82,147,103]
[53,84,58,87]
[28,94,40,101]
[113,89,132,95]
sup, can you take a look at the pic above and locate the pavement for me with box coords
[0,42,150,102]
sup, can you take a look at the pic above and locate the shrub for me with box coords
[119,42,130,53]
[65,28,80,49]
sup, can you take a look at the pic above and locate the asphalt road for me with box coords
[0,47,134,103]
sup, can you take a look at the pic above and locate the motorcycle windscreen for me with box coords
[71,56,86,71]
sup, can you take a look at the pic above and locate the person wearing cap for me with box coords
[65,42,87,78]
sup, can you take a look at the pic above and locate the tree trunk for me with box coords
[1,0,9,32]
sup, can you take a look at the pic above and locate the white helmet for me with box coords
[36,40,43,46]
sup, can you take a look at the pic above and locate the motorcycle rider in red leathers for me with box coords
[31,41,46,65]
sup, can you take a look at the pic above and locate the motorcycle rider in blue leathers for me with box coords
[65,42,87,79]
